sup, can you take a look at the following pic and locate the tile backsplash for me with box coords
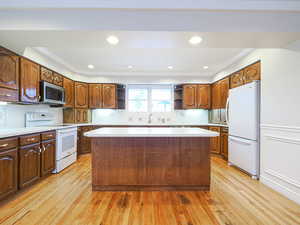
[92,109,208,125]
[0,103,63,128]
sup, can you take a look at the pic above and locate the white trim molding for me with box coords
[260,123,300,204]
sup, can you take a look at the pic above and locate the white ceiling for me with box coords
[0,2,300,78]
[1,30,300,77]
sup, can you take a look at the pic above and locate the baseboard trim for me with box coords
[264,169,300,189]
[260,175,300,205]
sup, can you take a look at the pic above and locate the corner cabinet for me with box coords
[20,58,40,103]
[182,84,211,109]
[0,47,20,102]
[75,82,89,109]
[63,77,75,108]
[212,78,229,109]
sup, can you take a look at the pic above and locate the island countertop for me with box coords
[84,127,219,138]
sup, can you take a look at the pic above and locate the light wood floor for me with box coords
[1,155,300,225]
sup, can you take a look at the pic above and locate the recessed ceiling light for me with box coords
[168,66,173,70]
[88,64,94,69]
[189,36,203,45]
[128,65,133,69]
[203,66,209,70]
[106,35,119,45]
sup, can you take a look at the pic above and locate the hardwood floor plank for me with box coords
[0,154,300,225]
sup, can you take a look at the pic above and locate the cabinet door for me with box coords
[244,61,260,84]
[209,127,221,154]
[183,84,197,109]
[220,132,228,159]
[20,58,40,103]
[197,84,211,109]
[102,84,116,109]
[53,72,63,86]
[219,78,229,108]
[89,84,102,108]
[41,140,56,177]
[0,48,19,90]
[0,148,18,200]
[63,77,75,108]
[211,82,221,109]
[79,126,93,154]
[230,70,244,89]
[40,67,53,83]
[19,143,41,188]
[75,82,89,108]
[75,109,83,123]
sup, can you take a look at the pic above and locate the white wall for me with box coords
[92,109,208,125]
[0,104,63,128]
[214,48,300,204]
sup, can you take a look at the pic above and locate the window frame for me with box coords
[126,84,174,113]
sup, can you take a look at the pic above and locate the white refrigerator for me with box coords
[226,81,260,179]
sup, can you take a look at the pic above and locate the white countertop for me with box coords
[0,123,226,139]
[84,127,219,138]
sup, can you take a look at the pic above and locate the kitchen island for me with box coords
[84,127,218,191]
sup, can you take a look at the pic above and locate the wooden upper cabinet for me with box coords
[0,48,19,90]
[53,72,63,86]
[230,70,244,89]
[211,82,221,109]
[244,61,261,84]
[0,148,18,200]
[219,78,229,108]
[102,84,116,109]
[75,82,89,109]
[40,67,53,83]
[20,58,40,103]
[197,84,211,109]
[183,84,197,109]
[19,143,41,189]
[63,77,74,108]
[89,84,102,108]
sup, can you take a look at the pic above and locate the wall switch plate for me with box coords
[0,108,7,127]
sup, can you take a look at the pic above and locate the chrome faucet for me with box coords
[148,113,153,124]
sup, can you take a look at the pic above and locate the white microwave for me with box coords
[40,81,65,105]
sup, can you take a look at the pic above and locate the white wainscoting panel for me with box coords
[260,124,300,204]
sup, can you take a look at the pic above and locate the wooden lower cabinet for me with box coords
[0,148,18,200]
[41,140,56,177]
[79,126,94,154]
[19,143,41,189]
[209,127,221,154]
[220,127,228,159]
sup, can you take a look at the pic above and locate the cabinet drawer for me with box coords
[20,134,40,146]
[0,87,18,102]
[41,131,56,141]
[0,137,18,151]
[221,127,228,133]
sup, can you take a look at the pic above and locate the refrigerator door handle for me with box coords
[229,136,252,145]
[225,97,230,124]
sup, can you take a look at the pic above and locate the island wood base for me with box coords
[91,137,210,191]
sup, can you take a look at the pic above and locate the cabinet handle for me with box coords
[0,143,8,147]
[42,145,46,152]
[0,94,12,97]
[28,138,36,142]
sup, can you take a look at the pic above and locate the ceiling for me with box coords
[1,30,300,77]
[0,2,300,78]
